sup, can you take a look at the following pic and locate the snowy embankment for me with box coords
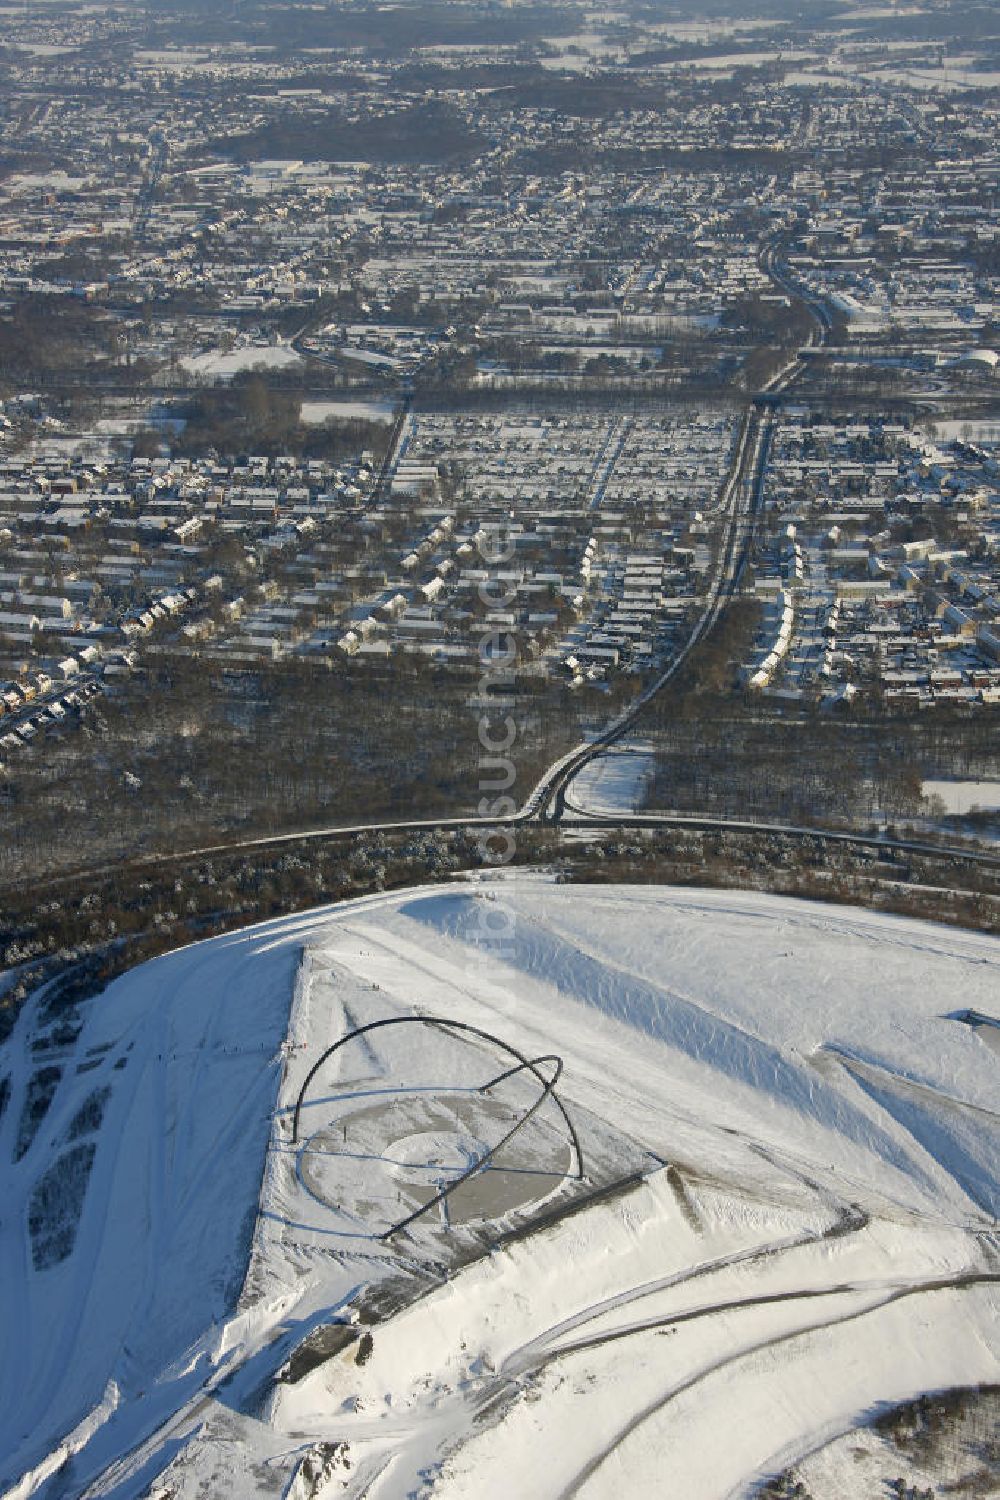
[1,881,998,1500]
[0,930,299,1497]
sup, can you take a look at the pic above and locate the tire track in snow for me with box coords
[497,1203,858,1385]
[557,1272,1000,1500]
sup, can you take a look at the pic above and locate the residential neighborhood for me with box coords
[0,0,998,775]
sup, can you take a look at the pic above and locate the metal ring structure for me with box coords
[291,1015,585,1241]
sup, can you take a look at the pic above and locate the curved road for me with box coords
[523,236,835,824]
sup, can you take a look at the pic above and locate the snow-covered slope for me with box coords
[1,880,998,1500]
[0,930,300,1498]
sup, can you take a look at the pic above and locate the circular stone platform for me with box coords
[299,1088,572,1233]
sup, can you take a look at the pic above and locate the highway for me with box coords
[522,236,834,824]
[524,399,771,823]
[22,798,999,903]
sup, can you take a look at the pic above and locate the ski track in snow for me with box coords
[0,880,997,1500]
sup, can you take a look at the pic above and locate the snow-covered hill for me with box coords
[1,879,998,1500]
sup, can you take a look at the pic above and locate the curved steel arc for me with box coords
[480,1054,563,1095]
[290,1015,584,1241]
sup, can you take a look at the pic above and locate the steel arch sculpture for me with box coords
[291,1014,584,1241]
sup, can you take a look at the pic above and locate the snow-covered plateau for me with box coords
[1,879,998,1500]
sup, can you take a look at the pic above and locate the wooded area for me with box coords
[0,652,583,885]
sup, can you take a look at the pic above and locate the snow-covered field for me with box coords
[1,880,998,1500]
[923,778,1000,815]
[180,345,303,381]
[564,741,656,816]
[299,399,397,426]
